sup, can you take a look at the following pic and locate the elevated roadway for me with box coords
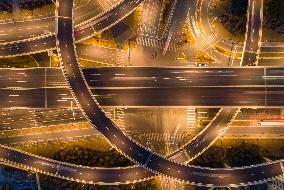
[0,1,283,186]
[2,67,284,108]
[0,0,119,42]
[0,0,144,58]
[53,0,284,187]
[0,4,241,186]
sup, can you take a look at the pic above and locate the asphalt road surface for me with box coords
[241,0,263,66]
[1,67,284,108]
[53,0,284,186]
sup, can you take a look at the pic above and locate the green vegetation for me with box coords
[124,6,143,34]
[50,56,60,67]
[264,0,284,36]
[16,138,134,168]
[218,0,247,37]
[40,175,162,190]
[0,56,38,68]
[226,142,263,167]
[231,120,251,126]
[83,31,116,48]
[161,0,172,24]
[177,19,195,46]
[213,45,242,58]
[158,0,174,36]
[0,2,54,21]
[191,142,265,168]
[194,51,214,63]
[198,120,210,128]
[192,139,284,168]
[191,146,226,168]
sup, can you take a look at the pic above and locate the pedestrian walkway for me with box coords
[115,108,126,131]
[197,34,218,51]
[186,107,196,132]
[138,132,186,142]
[115,49,128,66]
[136,36,179,52]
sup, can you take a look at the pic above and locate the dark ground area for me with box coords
[0,0,53,12]
[264,0,284,36]
[218,0,248,37]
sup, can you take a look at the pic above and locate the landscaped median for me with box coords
[213,45,242,58]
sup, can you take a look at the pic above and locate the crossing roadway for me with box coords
[0,0,145,58]
[241,0,263,66]
[53,0,284,187]
[2,67,284,108]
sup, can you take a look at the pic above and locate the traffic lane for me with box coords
[260,46,284,52]
[0,68,46,88]
[84,67,265,87]
[144,147,282,186]
[242,52,257,65]
[0,67,266,89]
[56,0,284,185]
[75,0,145,41]
[0,145,152,184]
[89,0,143,32]
[0,87,280,108]
[46,88,73,108]
[183,108,237,158]
[226,126,284,137]
[57,0,73,18]
[57,165,152,184]
[74,26,95,41]
[0,88,71,108]
[0,1,103,43]
[267,87,284,106]
[73,0,104,25]
[170,108,238,163]
[244,0,255,50]
[0,88,45,108]
[241,0,262,66]
[46,68,67,87]
[0,19,54,42]
[0,35,56,57]
[0,68,66,89]
[258,58,284,66]
[249,0,262,49]
[266,68,284,85]
[92,87,266,107]
[0,0,140,57]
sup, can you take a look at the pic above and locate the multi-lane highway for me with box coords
[0,0,144,58]
[2,67,284,108]
[53,0,284,187]
[0,2,87,42]
[0,0,120,42]
[0,2,241,186]
[0,0,283,188]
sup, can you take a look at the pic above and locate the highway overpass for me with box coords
[52,1,284,186]
[1,67,284,108]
